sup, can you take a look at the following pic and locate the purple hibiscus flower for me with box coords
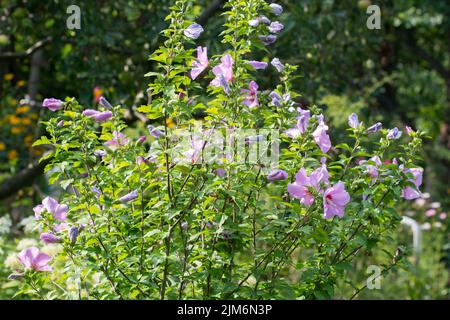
[42,98,63,111]
[312,115,331,153]
[210,54,233,93]
[18,247,52,272]
[242,81,259,108]
[267,169,288,182]
[191,46,209,80]
[323,182,351,219]
[184,23,204,39]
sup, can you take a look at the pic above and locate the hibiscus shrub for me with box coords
[10,0,425,299]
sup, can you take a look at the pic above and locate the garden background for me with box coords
[0,0,448,299]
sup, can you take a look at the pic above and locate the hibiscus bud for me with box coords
[222,231,232,240]
[268,21,284,33]
[271,58,284,72]
[387,127,402,140]
[259,15,271,25]
[92,111,113,123]
[405,126,414,136]
[267,169,288,182]
[33,204,44,219]
[205,221,216,229]
[269,91,282,107]
[137,156,148,166]
[367,122,382,133]
[259,35,277,46]
[269,3,283,16]
[248,19,260,27]
[91,186,102,198]
[99,96,113,109]
[68,226,79,244]
[119,190,139,203]
[181,221,188,230]
[8,273,24,280]
[215,168,226,177]
[82,109,99,117]
[184,23,204,39]
[94,149,107,158]
[57,120,65,127]
[42,98,64,111]
[136,136,146,144]
[40,232,62,244]
[147,125,164,138]
[248,61,268,70]
[348,113,360,128]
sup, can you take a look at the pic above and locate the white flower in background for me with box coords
[41,243,64,257]
[19,216,39,234]
[414,198,426,207]
[421,192,430,199]
[405,211,415,217]
[4,253,21,269]
[66,277,78,292]
[433,222,442,228]
[16,238,38,250]
[430,202,441,209]
[92,272,103,286]
[0,215,12,235]
[420,222,431,230]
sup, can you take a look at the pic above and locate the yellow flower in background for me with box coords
[6,97,18,106]
[32,147,44,156]
[4,73,14,81]
[17,80,26,87]
[7,150,18,160]
[11,126,24,134]
[8,115,21,125]
[21,117,31,125]
[16,105,30,114]
[93,86,103,102]
[166,118,175,128]
[24,135,34,146]
[0,142,5,151]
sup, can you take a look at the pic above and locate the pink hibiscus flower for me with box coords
[312,115,331,153]
[323,182,350,219]
[210,54,233,93]
[401,167,423,200]
[104,131,130,150]
[191,46,209,80]
[18,247,52,272]
[285,108,311,138]
[242,81,259,108]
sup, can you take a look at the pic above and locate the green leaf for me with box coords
[32,136,52,147]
